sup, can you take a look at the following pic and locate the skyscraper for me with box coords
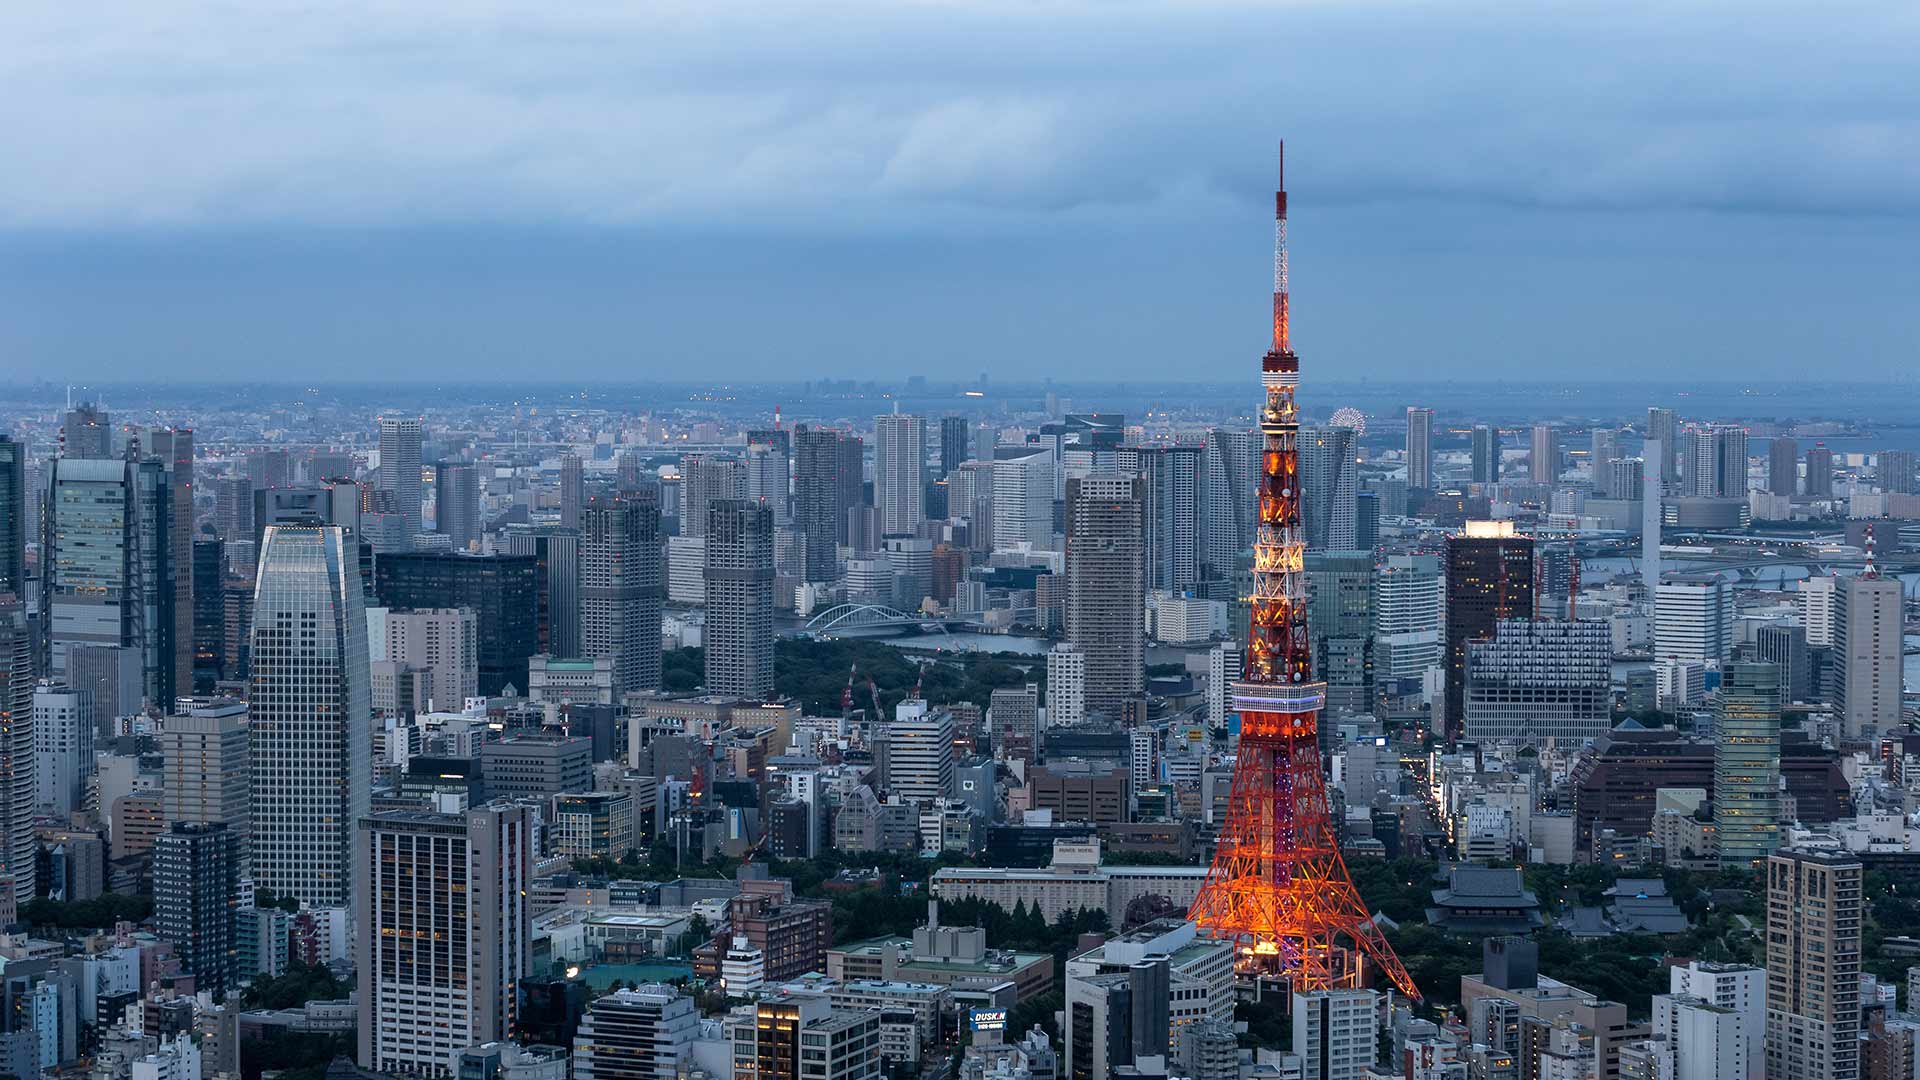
[1301,426,1358,553]
[1878,450,1916,495]
[249,525,371,909]
[1306,550,1375,725]
[1443,522,1534,742]
[1768,437,1800,496]
[1202,428,1257,581]
[873,413,927,538]
[1804,444,1835,499]
[147,426,195,700]
[938,416,970,479]
[1374,553,1443,681]
[0,436,23,601]
[63,401,112,459]
[743,442,789,524]
[153,822,240,996]
[435,463,480,551]
[1065,474,1144,719]
[0,600,31,903]
[580,492,664,696]
[160,704,251,863]
[1647,407,1680,486]
[1765,847,1862,1080]
[357,801,532,1077]
[377,416,424,539]
[793,425,862,581]
[42,457,140,683]
[1591,428,1620,496]
[1046,643,1087,728]
[1529,424,1557,484]
[993,450,1056,551]
[1127,444,1204,591]
[1655,581,1733,662]
[559,453,584,529]
[1836,569,1902,738]
[32,685,91,816]
[1470,425,1498,484]
[1714,662,1782,866]
[1687,424,1748,498]
[1405,407,1434,491]
[680,454,746,539]
[704,499,774,700]
[373,553,539,696]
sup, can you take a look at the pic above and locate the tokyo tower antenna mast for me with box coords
[1187,143,1420,998]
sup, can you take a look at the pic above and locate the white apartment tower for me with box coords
[1046,643,1087,728]
[874,413,927,538]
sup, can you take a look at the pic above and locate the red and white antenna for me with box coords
[1864,523,1880,579]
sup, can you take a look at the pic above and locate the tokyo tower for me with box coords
[1186,143,1421,999]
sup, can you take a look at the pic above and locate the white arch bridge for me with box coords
[802,603,954,637]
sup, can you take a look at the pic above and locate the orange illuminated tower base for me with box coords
[1187,682,1420,996]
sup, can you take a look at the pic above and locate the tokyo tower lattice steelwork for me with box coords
[1186,144,1421,999]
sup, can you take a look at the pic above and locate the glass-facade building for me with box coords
[1715,662,1783,866]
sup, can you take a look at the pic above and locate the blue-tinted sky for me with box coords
[3,1,1917,383]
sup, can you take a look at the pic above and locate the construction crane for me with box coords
[841,664,857,717]
[868,675,885,721]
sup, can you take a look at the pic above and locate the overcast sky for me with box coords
[3,1,1917,383]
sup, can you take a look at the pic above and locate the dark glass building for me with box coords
[374,552,539,695]
[1443,523,1534,743]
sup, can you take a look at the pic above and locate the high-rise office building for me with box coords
[1797,576,1836,647]
[559,454,585,529]
[1647,408,1680,486]
[680,454,746,539]
[572,985,699,1080]
[248,448,292,490]
[214,475,254,545]
[580,492,664,696]
[1530,424,1557,484]
[1470,424,1499,484]
[744,442,790,524]
[1065,475,1145,719]
[0,436,23,602]
[1301,427,1358,552]
[1755,624,1812,704]
[947,460,995,554]
[704,499,774,700]
[1836,570,1903,738]
[63,401,112,458]
[938,416,970,479]
[192,539,226,689]
[993,450,1056,551]
[249,525,371,910]
[1443,523,1534,742]
[436,463,480,551]
[32,686,91,816]
[147,427,195,700]
[41,457,141,684]
[0,600,34,903]
[503,526,581,659]
[1803,444,1835,499]
[1879,450,1916,494]
[1047,643,1087,728]
[1591,428,1620,496]
[793,426,862,581]
[377,416,425,539]
[1687,425,1748,498]
[357,801,532,1077]
[1406,407,1434,491]
[1765,847,1862,1080]
[874,413,927,538]
[1126,444,1204,592]
[1306,551,1375,724]
[368,606,478,714]
[160,704,251,862]
[132,455,178,707]
[1768,438,1800,497]
[1714,662,1782,866]
[153,821,240,997]
[1464,619,1611,744]
[1202,428,1257,580]
[884,700,954,805]
[1375,553,1444,681]
[1655,581,1733,662]
[373,553,539,696]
